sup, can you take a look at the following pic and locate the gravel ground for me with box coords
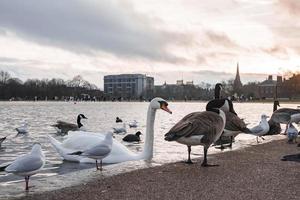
[17,139,300,200]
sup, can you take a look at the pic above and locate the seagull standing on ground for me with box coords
[69,132,113,170]
[249,114,270,143]
[5,143,45,191]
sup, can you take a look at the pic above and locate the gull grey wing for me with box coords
[5,155,43,173]
[250,125,264,134]
[83,145,111,157]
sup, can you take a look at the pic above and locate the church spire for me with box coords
[233,62,243,95]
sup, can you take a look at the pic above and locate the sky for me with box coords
[0,0,300,89]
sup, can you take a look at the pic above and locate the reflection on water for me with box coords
[0,101,292,198]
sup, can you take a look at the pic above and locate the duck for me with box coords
[51,114,87,134]
[113,123,127,134]
[116,117,123,123]
[249,114,270,143]
[0,136,7,147]
[206,83,237,115]
[216,111,251,149]
[5,143,45,191]
[48,97,172,164]
[164,107,226,167]
[270,101,300,133]
[129,120,138,128]
[69,132,113,170]
[15,123,28,135]
[122,131,142,142]
[287,123,298,143]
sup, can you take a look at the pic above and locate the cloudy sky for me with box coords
[0,0,299,88]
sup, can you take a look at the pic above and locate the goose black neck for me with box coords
[273,101,279,112]
[77,116,83,128]
[214,86,220,99]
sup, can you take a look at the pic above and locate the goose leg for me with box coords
[256,136,259,143]
[100,160,103,171]
[25,176,30,191]
[201,146,219,167]
[96,160,100,170]
[229,136,233,148]
[260,136,265,140]
[186,146,193,164]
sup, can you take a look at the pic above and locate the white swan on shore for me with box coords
[48,97,172,164]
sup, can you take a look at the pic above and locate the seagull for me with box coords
[128,120,138,128]
[15,123,28,135]
[5,143,45,191]
[69,132,113,170]
[249,114,270,143]
[113,123,127,134]
[287,123,298,143]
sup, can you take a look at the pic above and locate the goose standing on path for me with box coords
[69,132,113,170]
[51,114,87,134]
[0,136,7,147]
[249,114,270,143]
[5,143,45,191]
[267,100,282,135]
[206,83,237,115]
[216,111,251,149]
[122,131,142,142]
[165,108,226,167]
[270,101,300,133]
[48,98,172,164]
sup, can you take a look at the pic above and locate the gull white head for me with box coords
[150,97,172,114]
[261,114,269,120]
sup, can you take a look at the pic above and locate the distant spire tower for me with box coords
[233,62,243,95]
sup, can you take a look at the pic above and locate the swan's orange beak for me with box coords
[161,104,172,114]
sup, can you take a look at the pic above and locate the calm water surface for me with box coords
[0,101,291,198]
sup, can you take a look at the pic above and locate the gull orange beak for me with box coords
[161,104,172,114]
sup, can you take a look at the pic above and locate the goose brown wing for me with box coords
[165,111,224,142]
[225,112,247,131]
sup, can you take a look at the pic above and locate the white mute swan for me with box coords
[48,97,172,164]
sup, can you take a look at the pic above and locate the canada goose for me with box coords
[287,123,298,143]
[270,101,300,133]
[69,132,113,170]
[0,136,7,147]
[5,143,45,190]
[122,131,142,142]
[165,108,226,167]
[51,114,87,134]
[249,114,270,143]
[116,117,123,123]
[267,100,281,135]
[217,111,251,149]
[206,83,237,115]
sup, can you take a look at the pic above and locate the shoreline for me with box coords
[15,139,299,200]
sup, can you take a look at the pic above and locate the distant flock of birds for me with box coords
[1,83,299,191]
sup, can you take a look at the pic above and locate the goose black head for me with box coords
[78,114,88,119]
[227,99,237,116]
[215,83,223,99]
[77,114,87,128]
[273,100,280,112]
[206,107,220,114]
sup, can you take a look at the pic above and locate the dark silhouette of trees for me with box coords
[0,70,103,101]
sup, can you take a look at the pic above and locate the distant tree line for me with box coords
[0,71,104,101]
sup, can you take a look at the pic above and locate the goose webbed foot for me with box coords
[185,160,193,164]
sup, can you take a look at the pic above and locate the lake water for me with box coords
[0,101,291,199]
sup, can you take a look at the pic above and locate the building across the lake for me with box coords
[104,74,154,100]
[258,75,283,99]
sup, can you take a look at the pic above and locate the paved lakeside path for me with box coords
[17,139,299,200]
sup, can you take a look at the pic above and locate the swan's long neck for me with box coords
[140,106,156,160]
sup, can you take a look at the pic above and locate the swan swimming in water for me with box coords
[48,97,172,164]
